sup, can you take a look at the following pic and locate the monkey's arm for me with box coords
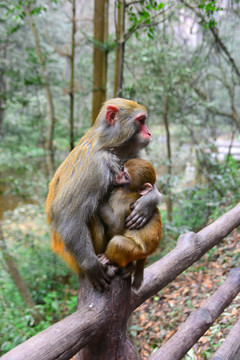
[100,202,116,227]
[125,185,162,229]
[50,153,113,292]
[58,216,110,291]
[100,202,125,233]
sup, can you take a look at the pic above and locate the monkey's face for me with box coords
[96,99,151,150]
[123,159,156,192]
[113,165,130,186]
[134,113,151,149]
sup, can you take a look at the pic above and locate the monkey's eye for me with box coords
[138,115,146,124]
[121,164,124,172]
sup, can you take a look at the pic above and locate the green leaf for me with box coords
[148,32,154,39]
[158,3,164,10]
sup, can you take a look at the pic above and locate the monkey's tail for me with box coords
[51,230,81,274]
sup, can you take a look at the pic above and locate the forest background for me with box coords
[0,0,240,359]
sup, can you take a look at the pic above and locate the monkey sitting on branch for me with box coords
[46,98,161,291]
[98,158,162,289]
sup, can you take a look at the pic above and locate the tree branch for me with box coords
[130,203,240,312]
[212,319,240,360]
[180,0,240,80]
[2,204,240,360]
[148,268,240,360]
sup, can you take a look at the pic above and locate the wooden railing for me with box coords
[2,203,240,360]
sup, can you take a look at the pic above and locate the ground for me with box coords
[131,229,240,359]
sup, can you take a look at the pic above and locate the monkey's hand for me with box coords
[83,258,111,292]
[126,185,162,229]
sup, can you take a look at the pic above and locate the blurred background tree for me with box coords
[0,0,240,356]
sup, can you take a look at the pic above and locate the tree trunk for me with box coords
[0,44,7,138]
[162,94,172,221]
[92,0,108,125]
[114,0,125,97]
[0,223,42,325]
[69,0,76,151]
[76,274,138,360]
[26,5,55,177]
[149,268,240,360]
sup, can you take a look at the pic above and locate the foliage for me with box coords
[126,0,165,39]
[0,205,78,354]
[197,0,223,29]
[163,155,240,235]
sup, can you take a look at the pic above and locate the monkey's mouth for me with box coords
[144,132,152,140]
[142,126,151,139]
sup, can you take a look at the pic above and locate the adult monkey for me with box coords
[46,98,161,291]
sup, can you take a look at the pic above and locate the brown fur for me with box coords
[100,159,162,289]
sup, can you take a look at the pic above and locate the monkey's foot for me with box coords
[120,262,135,279]
[106,264,118,278]
[132,276,143,290]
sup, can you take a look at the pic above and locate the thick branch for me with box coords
[114,0,125,97]
[69,0,76,151]
[91,0,108,124]
[212,319,240,360]
[77,274,137,359]
[148,268,240,360]
[130,202,240,312]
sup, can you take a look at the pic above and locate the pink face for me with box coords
[113,166,130,186]
[135,113,151,144]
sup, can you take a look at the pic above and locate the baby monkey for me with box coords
[99,158,162,289]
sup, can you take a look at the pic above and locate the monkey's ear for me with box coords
[106,105,119,125]
[138,183,153,196]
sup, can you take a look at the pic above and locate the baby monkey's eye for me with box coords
[121,164,124,172]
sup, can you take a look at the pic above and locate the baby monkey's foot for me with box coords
[120,262,135,279]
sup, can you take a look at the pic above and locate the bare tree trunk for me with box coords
[26,5,55,177]
[162,94,172,221]
[69,0,76,151]
[76,274,138,360]
[0,43,7,138]
[114,0,125,97]
[92,0,108,125]
[0,223,42,325]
